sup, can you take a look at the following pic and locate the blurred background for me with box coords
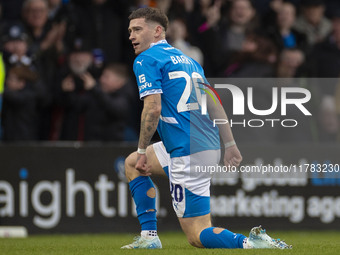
[0,0,339,143]
[0,0,340,234]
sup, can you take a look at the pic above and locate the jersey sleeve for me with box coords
[133,55,163,100]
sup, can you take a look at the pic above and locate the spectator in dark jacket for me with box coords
[222,32,278,77]
[266,1,308,53]
[198,0,258,75]
[293,0,332,47]
[21,0,67,96]
[308,13,340,94]
[2,65,39,141]
[1,21,36,70]
[60,63,132,141]
[55,36,98,140]
[310,13,340,77]
[72,0,126,64]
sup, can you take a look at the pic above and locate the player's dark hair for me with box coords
[129,7,169,32]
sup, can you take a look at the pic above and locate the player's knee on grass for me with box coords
[186,232,203,248]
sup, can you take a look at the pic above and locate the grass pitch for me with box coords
[1,230,339,255]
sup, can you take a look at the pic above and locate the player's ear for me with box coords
[154,25,164,38]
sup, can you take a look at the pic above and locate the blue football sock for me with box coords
[129,176,157,231]
[200,227,246,248]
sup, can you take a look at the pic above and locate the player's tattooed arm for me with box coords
[138,94,162,149]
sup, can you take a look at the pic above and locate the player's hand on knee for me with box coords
[135,154,152,176]
[224,146,242,168]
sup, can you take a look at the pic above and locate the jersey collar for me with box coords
[150,39,168,48]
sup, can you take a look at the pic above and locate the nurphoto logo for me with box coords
[199,82,312,128]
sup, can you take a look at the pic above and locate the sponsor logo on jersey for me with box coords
[138,74,153,91]
[139,83,153,91]
[139,74,146,83]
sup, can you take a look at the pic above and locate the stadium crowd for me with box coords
[0,0,339,143]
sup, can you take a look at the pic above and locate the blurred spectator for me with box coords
[156,0,172,14]
[67,38,98,78]
[180,0,211,27]
[1,65,39,141]
[317,95,339,142]
[309,13,340,93]
[267,1,308,52]
[167,18,204,65]
[261,0,300,28]
[275,48,322,143]
[198,0,258,75]
[22,0,63,53]
[22,0,66,83]
[222,32,278,77]
[294,0,332,46]
[1,22,33,69]
[59,64,133,141]
[84,64,134,141]
[167,0,216,57]
[72,0,126,65]
[220,0,257,52]
[44,0,83,56]
[53,37,99,140]
[47,0,62,21]
[276,48,305,78]
[0,21,51,139]
[21,0,69,140]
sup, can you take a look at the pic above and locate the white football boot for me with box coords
[121,235,162,249]
[243,225,292,249]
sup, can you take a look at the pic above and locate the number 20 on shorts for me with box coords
[170,182,184,202]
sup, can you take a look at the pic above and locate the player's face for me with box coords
[128,18,156,55]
